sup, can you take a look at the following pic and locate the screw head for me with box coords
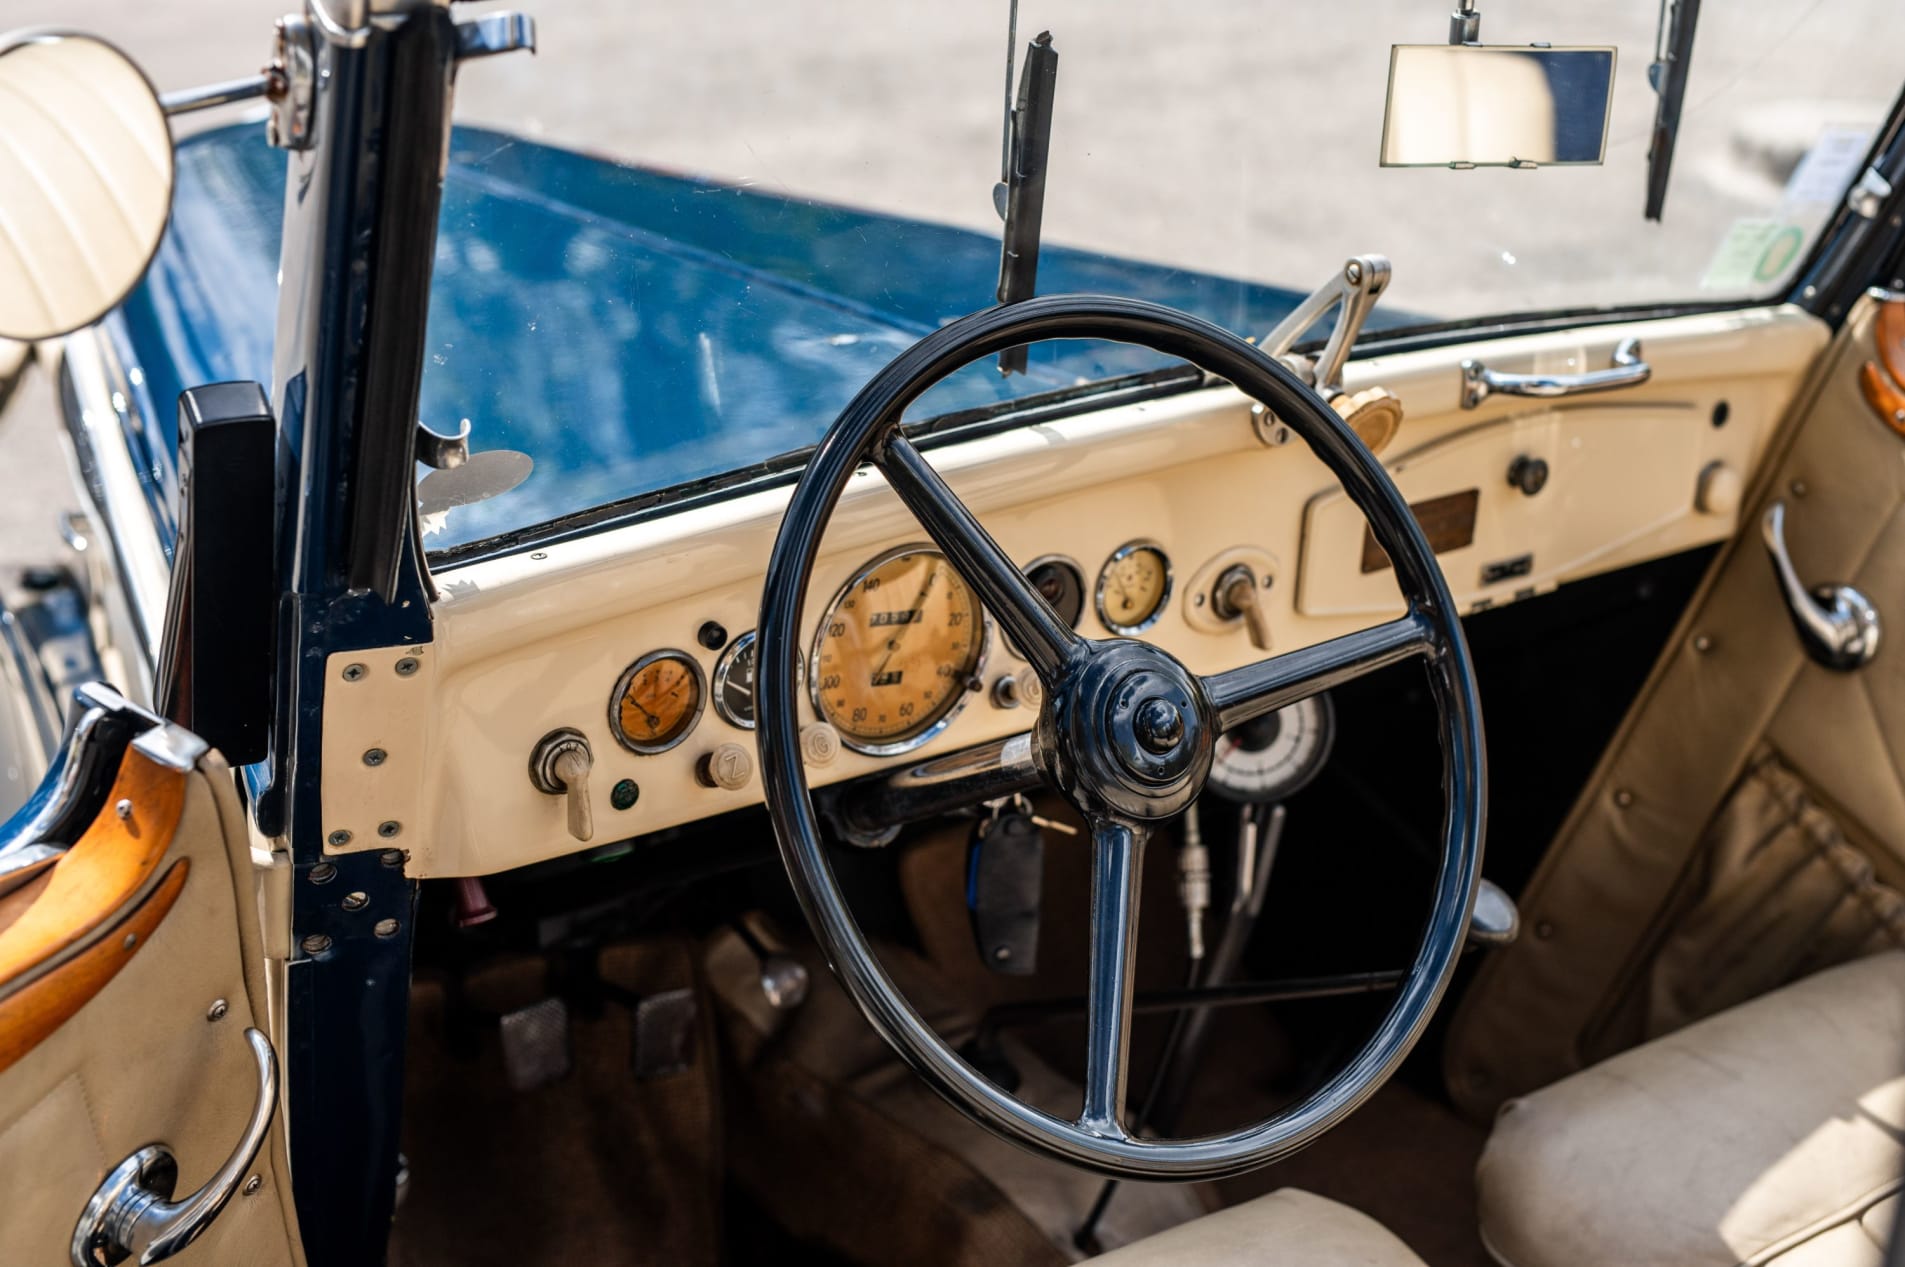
[363,747,387,767]
[1345,260,1364,285]
[379,849,405,868]
[341,891,369,911]
[207,998,230,1022]
[373,918,401,939]
[300,933,333,956]
[378,820,402,838]
[1790,479,1809,498]
[1692,634,1714,654]
[242,1175,263,1197]
[114,798,132,820]
[308,862,338,885]
[328,829,353,848]
[1614,788,1635,808]
[394,657,420,677]
[342,663,368,682]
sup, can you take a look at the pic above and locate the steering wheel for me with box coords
[756,294,1484,1181]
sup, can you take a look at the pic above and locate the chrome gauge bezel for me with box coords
[1095,538,1174,635]
[711,630,758,730]
[607,648,707,755]
[808,543,992,758]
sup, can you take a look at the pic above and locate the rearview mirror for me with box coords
[0,31,173,341]
[1380,45,1615,169]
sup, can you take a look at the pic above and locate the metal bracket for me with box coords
[415,418,470,470]
[1848,165,1895,221]
[266,15,319,151]
[453,11,536,62]
[1250,255,1391,445]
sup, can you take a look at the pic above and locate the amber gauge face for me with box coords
[1096,540,1172,634]
[811,547,987,755]
[608,650,706,753]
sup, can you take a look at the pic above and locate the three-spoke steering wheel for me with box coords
[756,295,1484,1181]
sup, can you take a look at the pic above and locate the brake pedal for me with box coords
[498,996,572,1091]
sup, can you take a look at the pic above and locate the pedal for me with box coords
[632,988,698,1080]
[498,996,572,1091]
[968,805,1044,975]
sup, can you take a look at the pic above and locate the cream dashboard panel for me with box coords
[320,305,1825,877]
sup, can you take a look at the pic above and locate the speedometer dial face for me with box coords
[1096,540,1172,634]
[609,649,706,754]
[811,547,987,755]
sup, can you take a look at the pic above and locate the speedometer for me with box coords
[811,546,987,755]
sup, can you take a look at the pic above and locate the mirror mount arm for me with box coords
[1253,255,1392,398]
[1449,0,1481,45]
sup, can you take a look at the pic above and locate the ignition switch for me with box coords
[529,728,595,843]
[1212,565,1272,651]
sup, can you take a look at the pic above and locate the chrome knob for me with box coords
[529,728,595,843]
[1213,565,1272,651]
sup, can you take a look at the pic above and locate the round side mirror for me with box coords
[0,31,173,342]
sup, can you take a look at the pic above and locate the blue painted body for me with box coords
[110,122,1404,555]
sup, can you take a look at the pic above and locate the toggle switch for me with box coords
[1212,564,1272,650]
[529,728,595,843]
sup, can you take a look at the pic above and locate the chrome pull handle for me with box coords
[1461,337,1650,409]
[72,1028,279,1266]
[1761,501,1881,672]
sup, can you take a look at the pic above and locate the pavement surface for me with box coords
[1,0,1899,580]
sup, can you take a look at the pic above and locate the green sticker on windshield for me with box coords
[1702,219,1805,291]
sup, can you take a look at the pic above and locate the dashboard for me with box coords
[316,306,1826,878]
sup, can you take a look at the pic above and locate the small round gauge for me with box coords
[608,649,706,754]
[712,631,758,730]
[1026,555,1085,628]
[1096,540,1173,634]
[811,546,988,756]
[1207,694,1336,804]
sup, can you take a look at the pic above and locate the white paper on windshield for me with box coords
[1781,126,1873,207]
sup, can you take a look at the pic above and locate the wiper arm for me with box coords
[994,31,1058,375]
[1645,0,1702,221]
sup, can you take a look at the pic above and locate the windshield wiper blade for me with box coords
[1645,0,1701,221]
[994,31,1058,375]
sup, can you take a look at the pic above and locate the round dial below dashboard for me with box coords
[609,649,706,754]
[812,546,986,755]
[1096,540,1172,634]
[1207,694,1335,803]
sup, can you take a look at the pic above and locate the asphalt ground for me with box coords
[1,0,1898,579]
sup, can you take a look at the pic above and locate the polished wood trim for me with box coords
[0,752,187,988]
[1859,361,1905,438]
[0,860,188,1074]
[1877,298,1905,390]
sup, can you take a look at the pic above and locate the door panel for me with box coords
[0,713,301,1265]
[1445,290,1905,1118]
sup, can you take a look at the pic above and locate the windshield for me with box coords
[138,1,1905,556]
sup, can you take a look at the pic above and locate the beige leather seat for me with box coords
[1478,952,1905,1267]
[1092,1189,1427,1266]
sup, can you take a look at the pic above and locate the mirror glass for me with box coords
[1381,45,1615,168]
[0,32,173,341]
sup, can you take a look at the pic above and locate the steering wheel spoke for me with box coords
[1080,816,1146,1137]
[1204,611,1435,732]
[875,430,1081,684]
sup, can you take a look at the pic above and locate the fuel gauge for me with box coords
[609,649,706,753]
[1096,540,1172,634]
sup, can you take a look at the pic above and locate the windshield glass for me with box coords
[406,0,1900,551]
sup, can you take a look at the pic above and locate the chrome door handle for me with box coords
[1761,501,1881,672]
[1461,337,1650,409]
[72,1028,279,1266]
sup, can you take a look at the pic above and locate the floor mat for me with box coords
[389,941,722,1267]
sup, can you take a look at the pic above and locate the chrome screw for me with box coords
[342,663,367,682]
[363,747,387,767]
[328,829,353,847]
[379,849,404,868]
[341,891,369,912]
[1345,259,1364,285]
[308,862,338,885]
[378,820,402,838]
[373,918,401,939]
[300,934,332,956]
[206,999,229,1023]
[394,657,420,677]
[1613,788,1635,808]
[114,798,132,820]
[122,933,137,950]
[242,1176,263,1198]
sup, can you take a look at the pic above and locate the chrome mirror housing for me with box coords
[0,31,173,341]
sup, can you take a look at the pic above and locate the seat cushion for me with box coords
[1478,951,1905,1267]
[1091,1189,1427,1266]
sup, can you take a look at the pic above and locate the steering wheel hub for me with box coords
[1037,641,1215,820]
